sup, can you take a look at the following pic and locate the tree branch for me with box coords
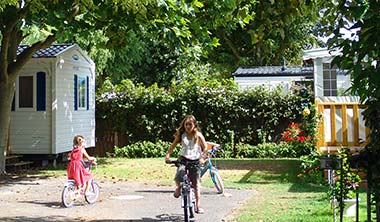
[0,3,30,83]
[221,32,241,63]
[8,34,57,78]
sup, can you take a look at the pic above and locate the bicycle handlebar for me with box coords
[165,159,200,168]
[83,160,98,172]
[208,144,223,154]
[165,159,178,165]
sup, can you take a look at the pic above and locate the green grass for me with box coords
[32,158,369,221]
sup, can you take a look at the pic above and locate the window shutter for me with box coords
[86,76,89,110]
[74,75,78,110]
[37,72,46,111]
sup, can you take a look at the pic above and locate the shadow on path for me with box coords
[18,200,67,208]
[135,189,173,194]
[0,214,184,222]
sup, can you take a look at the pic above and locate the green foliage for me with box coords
[111,140,309,159]
[329,148,361,204]
[323,0,380,216]
[209,0,324,69]
[299,150,326,185]
[235,142,296,158]
[281,122,316,157]
[51,0,326,87]
[112,140,179,158]
[97,78,317,152]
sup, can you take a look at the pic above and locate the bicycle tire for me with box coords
[183,191,190,222]
[211,168,225,194]
[85,181,100,204]
[189,188,195,218]
[61,182,76,208]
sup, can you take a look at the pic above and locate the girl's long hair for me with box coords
[174,115,200,144]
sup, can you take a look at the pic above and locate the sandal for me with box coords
[195,207,204,214]
[173,188,180,198]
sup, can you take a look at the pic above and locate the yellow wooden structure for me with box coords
[316,99,369,154]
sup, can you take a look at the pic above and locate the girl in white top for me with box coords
[165,115,208,214]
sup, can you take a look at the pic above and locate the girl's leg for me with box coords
[193,182,204,213]
[85,179,93,193]
[174,163,185,198]
[174,180,180,198]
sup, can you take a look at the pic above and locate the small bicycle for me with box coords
[61,161,100,208]
[167,159,198,222]
[200,143,224,194]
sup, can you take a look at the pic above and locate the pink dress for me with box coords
[67,147,92,187]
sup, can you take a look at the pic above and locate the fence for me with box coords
[316,98,369,154]
[91,118,129,156]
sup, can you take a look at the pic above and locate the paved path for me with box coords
[0,175,254,222]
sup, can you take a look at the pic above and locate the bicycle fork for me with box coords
[181,183,195,208]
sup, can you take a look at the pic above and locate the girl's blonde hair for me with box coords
[174,115,200,143]
[73,135,84,147]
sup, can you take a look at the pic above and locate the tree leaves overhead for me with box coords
[1,0,326,87]
[209,0,323,69]
[57,0,324,87]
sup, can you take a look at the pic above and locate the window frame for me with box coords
[75,74,89,110]
[322,63,338,96]
[16,74,36,111]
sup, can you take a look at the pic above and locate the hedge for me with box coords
[96,77,317,152]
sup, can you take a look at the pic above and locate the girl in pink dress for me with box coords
[67,135,96,189]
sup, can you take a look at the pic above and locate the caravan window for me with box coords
[74,74,89,110]
[15,72,46,111]
[78,76,86,109]
[323,63,337,96]
[18,75,34,109]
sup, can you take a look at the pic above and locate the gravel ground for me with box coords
[0,174,254,222]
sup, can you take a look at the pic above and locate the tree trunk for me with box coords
[0,79,15,174]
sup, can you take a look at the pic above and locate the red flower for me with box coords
[297,136,305,142]
[281,122,311,144]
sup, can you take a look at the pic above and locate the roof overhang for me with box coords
[302,47,342,60]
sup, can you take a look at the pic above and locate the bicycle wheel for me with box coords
[61,182,76,208]
[85,181,100,204]
[189,188,195,219]
[182,192,190,222]
[211,168,224,194]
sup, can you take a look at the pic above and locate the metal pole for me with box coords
[367,167,371,222]
[340,166,343,222]
[329,170,337,222]
[356,191,359,222]
[330,169,336,222]
[328,148,337,222]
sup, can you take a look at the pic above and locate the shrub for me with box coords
[230,142,297,158]
[97,79,317,153]
[111,140,305,159]
[330,148,361,201]
[112,140,180,158]
[299,150,326,185]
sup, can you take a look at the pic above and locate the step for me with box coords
[5,155,23,160]
[6,161,34,167]
[5,155,24,165]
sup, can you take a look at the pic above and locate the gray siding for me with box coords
[10,45,95,155]
[53,48,95,154]
[10,64,52,154]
